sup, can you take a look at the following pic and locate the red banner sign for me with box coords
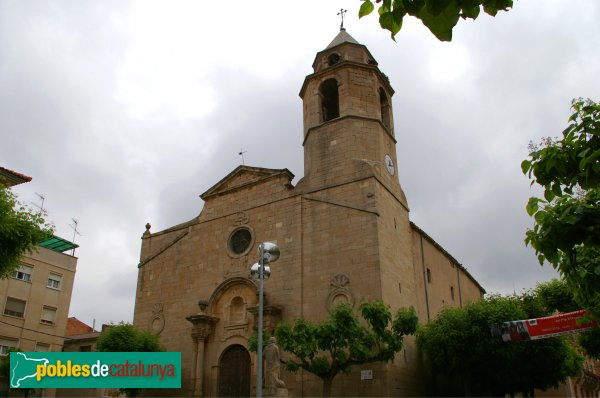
[491,310,597,342]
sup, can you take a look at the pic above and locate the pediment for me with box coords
[200,165,294,200]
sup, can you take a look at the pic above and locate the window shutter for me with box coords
[4,297,26,317]
[41,307,57,325]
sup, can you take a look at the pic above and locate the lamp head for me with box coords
[259,242,280,263]
[250,262,271,280]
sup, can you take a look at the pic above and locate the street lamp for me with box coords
[250,242,280,398]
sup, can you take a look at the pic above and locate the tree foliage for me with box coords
[274,301,417,397]
[522,98,600,319]
[416,293,583,396]
[579,325,600,360]
[533,278,581,314]
[96,323,163,397]
[358,0,513,41]
[96,323,163,353]
[0,184,53,279]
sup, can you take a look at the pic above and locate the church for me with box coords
[133,28,485,397]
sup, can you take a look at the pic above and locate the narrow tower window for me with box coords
[379,87,391,130]
[320,79,339,122]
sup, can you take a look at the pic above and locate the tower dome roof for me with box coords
[325,28,360,49]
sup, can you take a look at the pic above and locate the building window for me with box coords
[426,268,432,284]
[40,306,57,325]
[35,343,50,352]
[228,228,252,255]
[327,52,341,66]
[0,337,18,356]
[379,87,392,130]
[319,78,339,122]
[80,345,92,352]
[4,297,26,318]
[451,286,455,301]
[47,273,62,290]
[13,264,33,282]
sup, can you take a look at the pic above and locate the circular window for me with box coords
[229,228,252,255]
[328,53,341,66]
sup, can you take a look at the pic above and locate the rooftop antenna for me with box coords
[33,192,46,213]
[337,8,347,31]
[238,149,247,165]
[69,218,83,256]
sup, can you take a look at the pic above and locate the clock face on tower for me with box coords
[384,154,395,176]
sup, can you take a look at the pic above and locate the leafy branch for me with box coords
[359,0,513,41]
[522,98,600,318]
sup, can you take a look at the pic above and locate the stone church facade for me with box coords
[133,29,485,397]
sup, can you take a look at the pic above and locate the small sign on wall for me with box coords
[360,369,373,380]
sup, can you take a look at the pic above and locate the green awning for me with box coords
[38,236,78,253]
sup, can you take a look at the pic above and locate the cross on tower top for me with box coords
[337,8,347,31]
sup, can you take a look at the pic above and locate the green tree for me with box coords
[358,0,513,41]
[96,323,163,397]
[96,323,163,353]
[273,301,417,397]
[0,184,53,279]
[533,278,580,314]
[416,294,583,396]
[579,326,600,360]
[522,98,600,319]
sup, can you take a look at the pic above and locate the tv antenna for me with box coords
[32,192,46,212]
[238,149,247,165]
[69,218,83,255]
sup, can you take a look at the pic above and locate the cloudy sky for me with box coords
[2,0,599,328]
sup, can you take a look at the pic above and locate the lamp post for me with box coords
[250,242,280,398]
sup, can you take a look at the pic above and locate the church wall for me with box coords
[373,181,430,396]
[411,227,484,324]
[300,181,382,321]
[458,266,485,304]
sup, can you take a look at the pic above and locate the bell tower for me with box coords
[299,29,405,205]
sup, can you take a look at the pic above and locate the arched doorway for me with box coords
[218,344,251,397]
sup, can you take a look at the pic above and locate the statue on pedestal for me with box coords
[264,337,287,397]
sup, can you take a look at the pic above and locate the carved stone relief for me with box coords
[326,273,355,312]
[233,211,249,226]
[149,303,165,335]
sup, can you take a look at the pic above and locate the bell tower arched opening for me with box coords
[319,78,339,122]
[379,87,392,132]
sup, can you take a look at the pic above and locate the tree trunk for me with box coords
[322,377,333,397]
